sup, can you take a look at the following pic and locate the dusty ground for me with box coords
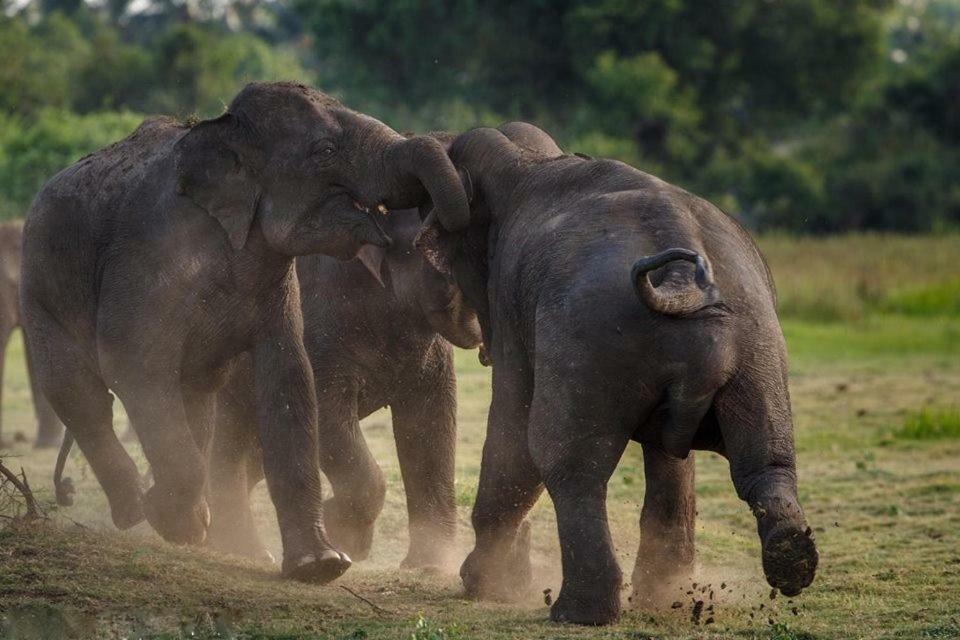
[1,235,959,639]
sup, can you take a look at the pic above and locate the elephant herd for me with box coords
[10,82,817,625]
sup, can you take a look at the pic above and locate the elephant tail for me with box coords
[54,430,75,507]
[631,248,724,316]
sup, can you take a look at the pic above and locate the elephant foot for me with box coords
[762,525,818,597]
[206,527,274,563]
[630,558,694,610]
[282,549,352,584]
[107,486,145,530]
[460,521,532,602]
[324,498,375,561]
[401,542,452,571]
[143,486,209,545]
[550,587,621,626]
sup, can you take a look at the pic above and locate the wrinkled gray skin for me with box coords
[206,207,481,569]
[416,122,818,624]
[22,82,469,585]
[0,221,62,449]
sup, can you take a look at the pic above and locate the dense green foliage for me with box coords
[1,0,958,232]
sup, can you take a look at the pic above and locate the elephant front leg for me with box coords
[315,376,385,562]
[252,328,350,584]
[391,349,458,570]
[631,443,696,609]
[461,358,543,602]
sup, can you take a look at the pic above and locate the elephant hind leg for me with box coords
[527,382,636,626]
[23,308,143,528]
[630,443,696,609]
[25,336,64,449]
[207,375,272,562]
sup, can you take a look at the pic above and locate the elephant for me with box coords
[414,122,818,624]
[205,206,481,569]
[0,221,63,449]
[22,81,469,585]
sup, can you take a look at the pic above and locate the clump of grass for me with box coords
[896,408,960,440]
[880,279,960,317]
[409,615,458,640]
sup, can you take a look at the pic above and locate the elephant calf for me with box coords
[416,123,818,624]
[206,207,481,569]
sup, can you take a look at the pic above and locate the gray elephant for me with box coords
[23,81,469,584]
[414,122,817,624]
[0,221,62,449]
[205,206,481,569]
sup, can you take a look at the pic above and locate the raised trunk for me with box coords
[384,136,470,231]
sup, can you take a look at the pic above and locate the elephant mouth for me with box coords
[305,192,393,258]
[351,199,390,216]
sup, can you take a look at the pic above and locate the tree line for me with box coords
[1,0,958,232]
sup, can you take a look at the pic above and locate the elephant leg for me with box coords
[460,351,542,602]
[182,386,216,458]
[25,335,64,449]
[630,443,696,608]
[527,382,632,626]
[252,326,350,584]
[391,347,457,570]
[22,310,142,528]
[0,322,10,447]
[714,363,817,597]
[207,376,270,561]
[114,379,209,546]
[316,376,385,562]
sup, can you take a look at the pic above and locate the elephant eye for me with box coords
[315,143,336,159]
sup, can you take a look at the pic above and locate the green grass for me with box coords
[758,233,960,322]
[2,233,960,639]
[896,408,960,440]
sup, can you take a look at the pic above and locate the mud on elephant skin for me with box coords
[26,81,469,585]
[416,122,818,624]
[0,221,62,450]
[206,206,482,571]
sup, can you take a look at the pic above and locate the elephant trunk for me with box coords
[632,248,723,316]
[384,136,471,231]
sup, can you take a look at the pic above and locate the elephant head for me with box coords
[174,82,470,260]
[412,123,564,360]
[414,122,562,276]
[357,207,482,349]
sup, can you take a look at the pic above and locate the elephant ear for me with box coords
[175,113,260,251]
[414,167,473,278]
[414,208,457,279]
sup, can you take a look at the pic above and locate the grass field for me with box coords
[1,234,959,639]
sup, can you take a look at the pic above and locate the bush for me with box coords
[0,109,143,220]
